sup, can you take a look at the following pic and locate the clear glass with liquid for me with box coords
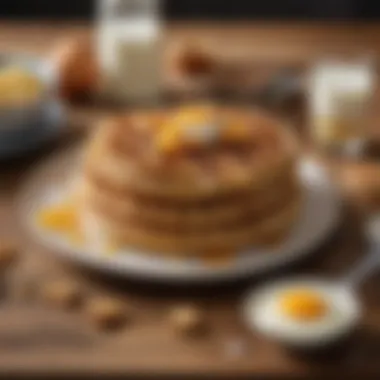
[97,0,162,104]
[309,58,375,156]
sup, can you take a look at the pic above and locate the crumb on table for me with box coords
[169,305,207,337]
[40,280,82,309]
[85,297,131,330]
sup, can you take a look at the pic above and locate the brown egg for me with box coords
[51,35,99,100]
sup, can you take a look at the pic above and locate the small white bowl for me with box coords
[242,278,362,350]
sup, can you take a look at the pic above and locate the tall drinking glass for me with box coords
[308,58,375,157]
[97,0,162,104]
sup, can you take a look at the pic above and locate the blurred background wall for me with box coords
[1,0,380,20]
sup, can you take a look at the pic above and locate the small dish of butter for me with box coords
[0,66,44,109]
[0,54,64,159]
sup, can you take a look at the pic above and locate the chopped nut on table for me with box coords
[41,280,82,309]
[169,305,207,337]
[85,297,130,330]
[0,240,19,270]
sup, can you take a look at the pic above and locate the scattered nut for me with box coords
[85,297,130,330]
[41,280,82,309]
[169,305,206,337]
[0,240,18,270]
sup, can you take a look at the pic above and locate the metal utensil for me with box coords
[341,215,380,290]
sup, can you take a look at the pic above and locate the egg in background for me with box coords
[50,35,99,101]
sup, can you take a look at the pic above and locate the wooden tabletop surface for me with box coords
[1,22,380,378]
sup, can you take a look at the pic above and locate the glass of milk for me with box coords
[97,0,162,104]
[308,58,375,156]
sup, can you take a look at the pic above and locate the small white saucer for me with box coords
[19,149,341,284]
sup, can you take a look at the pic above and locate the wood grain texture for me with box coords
[0,22,380,377]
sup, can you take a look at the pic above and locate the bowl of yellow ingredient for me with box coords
[0,54,64,158]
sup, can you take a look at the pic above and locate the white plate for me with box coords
[19,148,341,283]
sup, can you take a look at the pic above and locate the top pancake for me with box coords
[83,106,299,200]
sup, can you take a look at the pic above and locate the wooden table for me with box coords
[1,22,380,378]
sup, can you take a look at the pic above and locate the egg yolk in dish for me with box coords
[279,288,328,322]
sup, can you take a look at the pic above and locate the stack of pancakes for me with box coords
[81,106,301,257]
